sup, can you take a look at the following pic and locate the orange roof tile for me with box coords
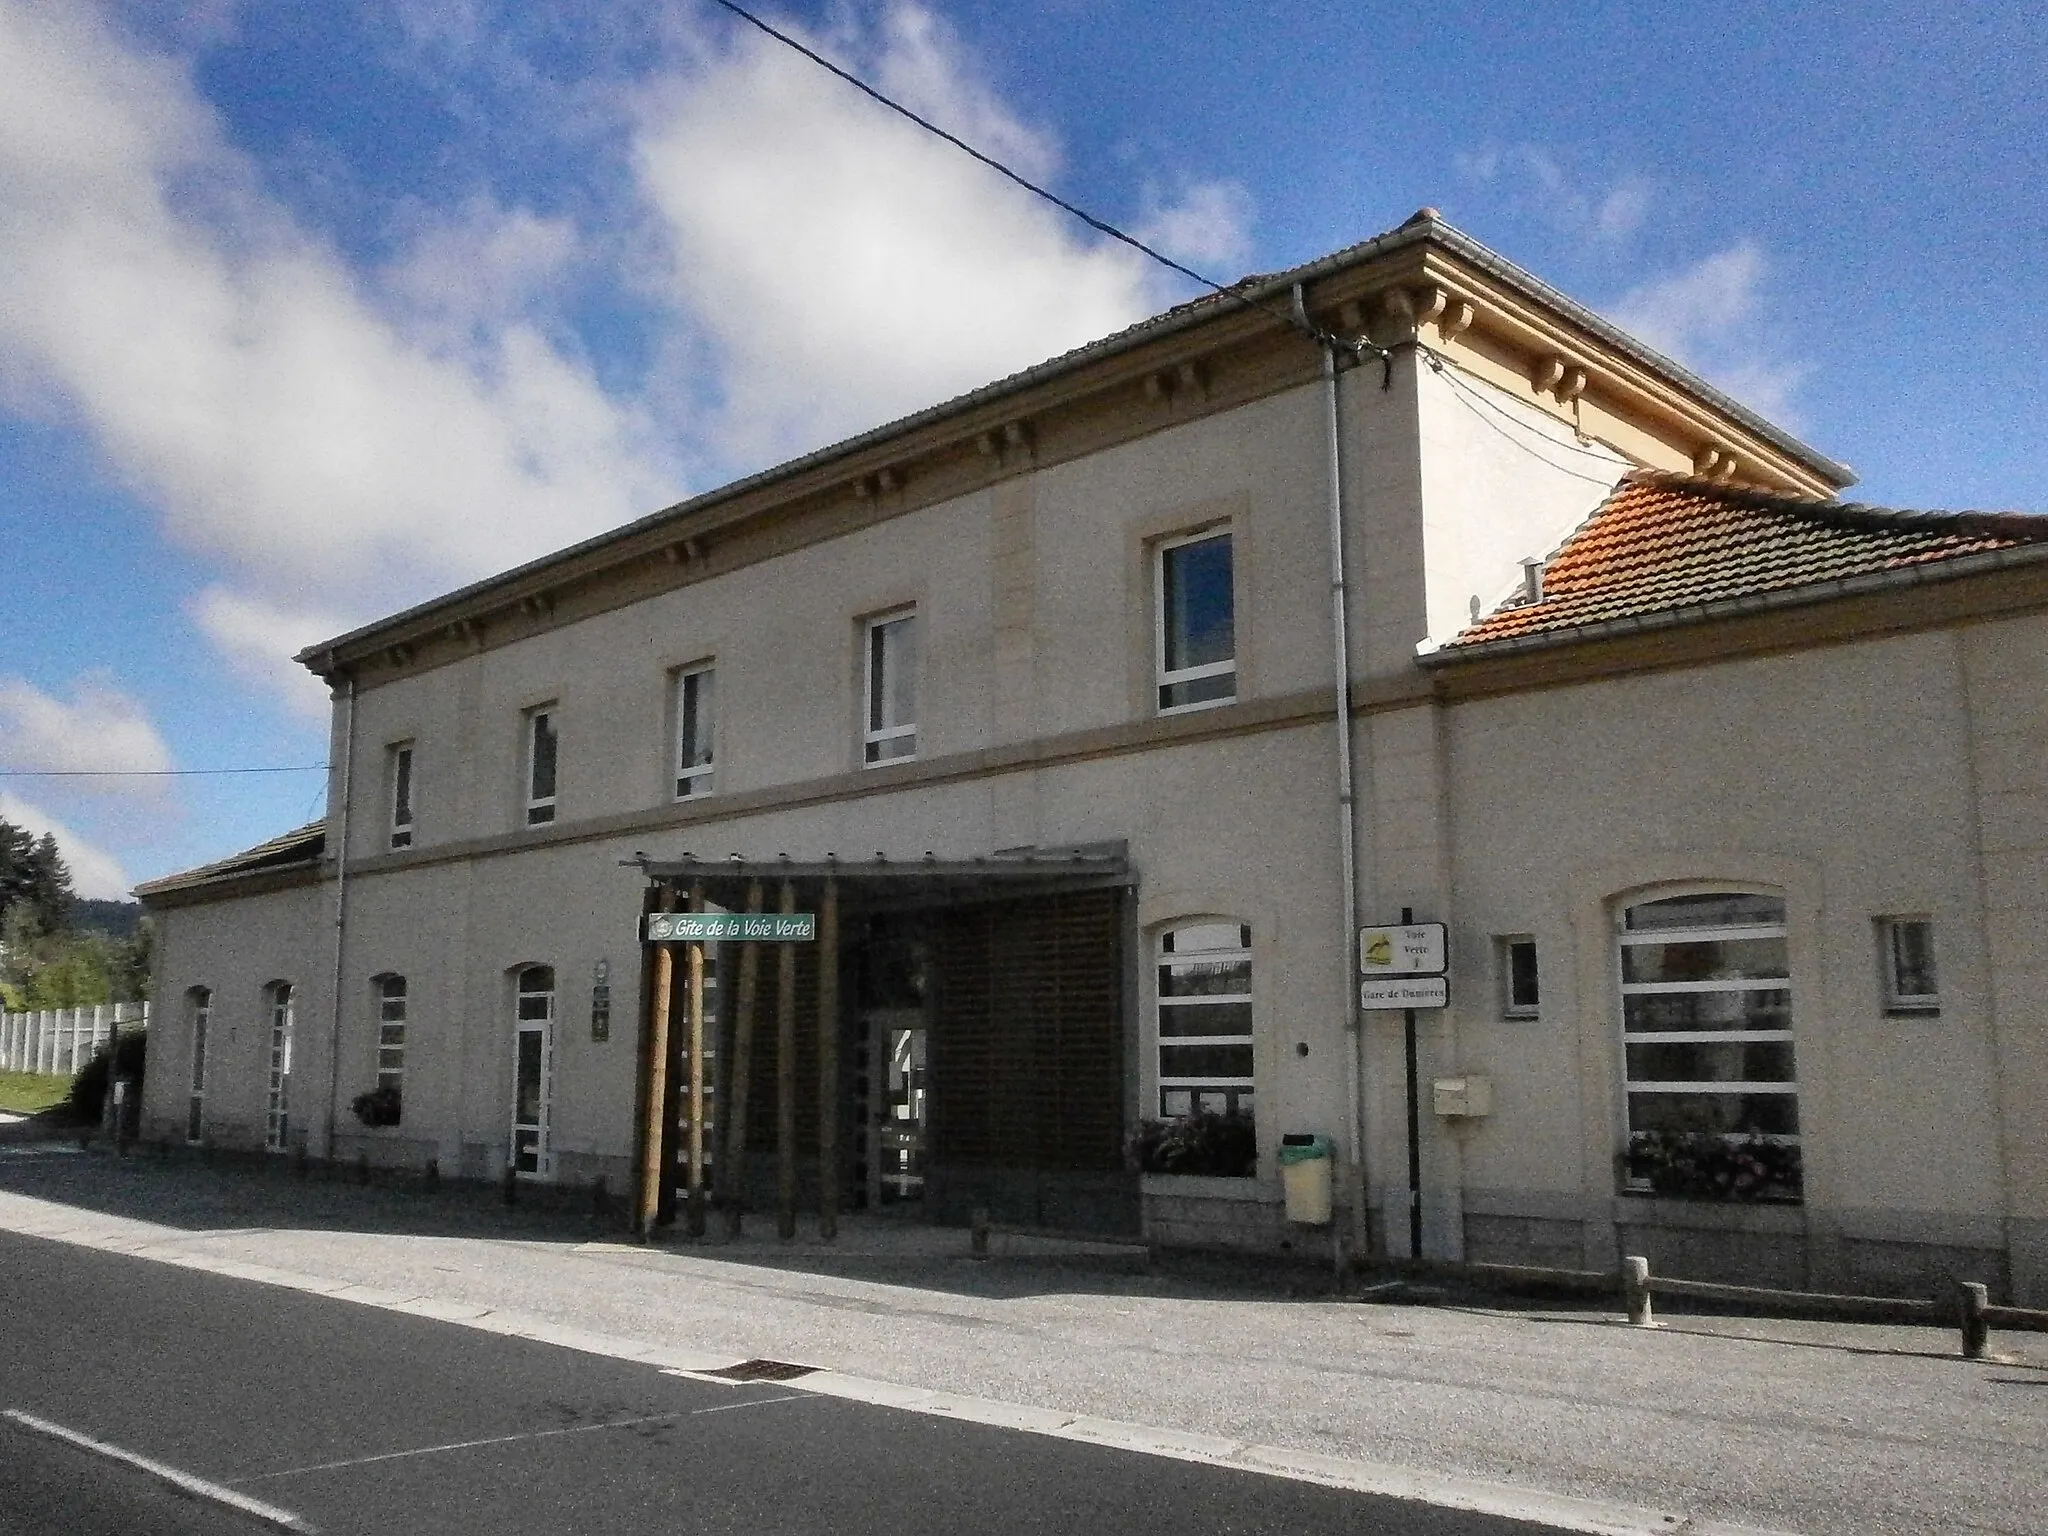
[1452,472,2048,648]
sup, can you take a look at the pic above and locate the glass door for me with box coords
[863,1009,926,1206]
[511,966,554,1179]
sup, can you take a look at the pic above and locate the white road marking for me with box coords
[3,1407,313,1533]
[0,1191,1800,1536]
[231,1394,808,1484]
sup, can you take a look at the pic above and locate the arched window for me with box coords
[1155,920,1254,1121]
[1619,892,1801,1200]
[185,987,211,1144]
[264,981,295,1152]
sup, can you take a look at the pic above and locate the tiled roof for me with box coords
[134,821,326,900]
[1451,472,2048,649]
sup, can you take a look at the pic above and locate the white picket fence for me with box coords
[0,1002,149,1077]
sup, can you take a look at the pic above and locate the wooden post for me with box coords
[637,885,676,1240]
[1622,1255,1654,1327]
[817,878,840,1243]
[777,878,798,1241]
[723,880,764,1238]
[1958,1280,1990,1360]
[686,920,708,1238]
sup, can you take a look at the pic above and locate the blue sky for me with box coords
[1,0,2041,897]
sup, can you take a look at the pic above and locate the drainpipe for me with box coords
[1296,283,1371,1262]
[322,674,357,1160]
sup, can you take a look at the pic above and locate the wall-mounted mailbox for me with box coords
[1432,1075,1493,1118]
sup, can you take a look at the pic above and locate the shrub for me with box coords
[1625,1129,1802,1201]
[1127,1111,1257,1178]
[68,1030,147,1123]
[350,1084,402,1127]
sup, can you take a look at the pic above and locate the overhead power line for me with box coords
[702,0,1358,354]
[0,766,329,778]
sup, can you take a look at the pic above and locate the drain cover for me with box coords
[703,1359,817,1382]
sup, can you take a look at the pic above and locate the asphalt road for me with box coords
[0,1230,1561,1536]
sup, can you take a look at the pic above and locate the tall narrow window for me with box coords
[1499,936,1539,1017]
[1156,526,1235,712]
[389,743,415,849]
[864,611,917,765]
[1155,921,1254,1125]
[185,987,211,1144]
[673,664,715,798]
[1878,917,1939,1012]
[525,706,558,824]
[376,976,407,1117]
[264,981,295,1152]
[512,965,555,1178]
[1619,893,1800,1200]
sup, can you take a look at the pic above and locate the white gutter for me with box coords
[1299,284,1371,1262]
[321,677,356,1159]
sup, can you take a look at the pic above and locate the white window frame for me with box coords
[1498,935,1539,1018]
[1154,920,1255,1123]
[863,609,918,766]
[1154,525,1237,715]
[524,705,558,825]
[672,662,716,799]
[264,981,295,1153]
[388,742,415,850]
[376,975,407,1107]
[511,965,555,1180]
[185,987,211,1144]
[1877,915,1940,1013]
[1617,892,1800,1196]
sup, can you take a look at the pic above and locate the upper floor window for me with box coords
[1878,916,1939,1012]
[388,743,415,849]
[673,663,715,799]
[1156,526,1235,712]
[1618,892,1801,1201]
[864,610,918,765]
[524,706,558,825]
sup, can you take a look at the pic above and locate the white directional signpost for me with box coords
[1359,914,1447,1260]
[645,911,816,943]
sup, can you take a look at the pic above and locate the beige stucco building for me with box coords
[138,212,2048,1305]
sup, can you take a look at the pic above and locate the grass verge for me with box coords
[0,1071,74,1116]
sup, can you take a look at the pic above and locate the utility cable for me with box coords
[1418,346,1630,487]
[701,0,1383,368]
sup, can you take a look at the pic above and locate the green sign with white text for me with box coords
[644,911,816,942]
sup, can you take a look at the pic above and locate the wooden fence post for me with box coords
[817,878,840,1243]
[637,885,677,1239]
[776,879,798,1241]
[722,881,765,1238]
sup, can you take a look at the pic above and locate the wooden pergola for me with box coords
[632,846,1129,1242]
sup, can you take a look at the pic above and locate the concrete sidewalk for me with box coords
[1,1145,2042,1536]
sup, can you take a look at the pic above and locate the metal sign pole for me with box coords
[1401,906,1422,1260]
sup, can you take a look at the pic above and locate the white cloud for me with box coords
[630,2,1168,463]
[1457,144,1652,245]
[0,0,674,690]
[1608,241,1809,423]
[0,792,133,899]
[0,674,174,780]
[1137,179,1256,273]
[188,588,345,723]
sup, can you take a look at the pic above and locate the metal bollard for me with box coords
[502,1163,519,1206]
[292,1143,309,1179]
[592,1175,610,1217]
[1958,1280,1990,1360]
[423,1156,439,1188]
[354,1152,371,1187]
[970,1206,990,1260]
[1622,1255,1654,1327]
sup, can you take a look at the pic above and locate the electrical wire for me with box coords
[0,767,326,779]
[1419,346,1630,488]
[701,0,1375,360]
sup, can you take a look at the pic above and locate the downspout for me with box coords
[1296,283,1371,1262]
[322,673,357,1159]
